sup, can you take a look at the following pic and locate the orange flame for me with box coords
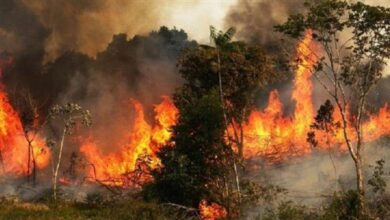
[238,30,317,160]
[81,30,390,184]
[80,96,178,186]
[238,30,390,161]
[0,56,50,176]
[199,200,227,220]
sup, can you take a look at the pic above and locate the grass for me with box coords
[0,199,174,220]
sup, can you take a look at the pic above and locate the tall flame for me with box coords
[81,30,390,184]
[1,29,389,184]
[0,56,50,176]
[80,96,178,186]
[239,30,317,160]
[239,31,390,161]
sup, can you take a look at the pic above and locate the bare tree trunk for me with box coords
[0,149,4,173]
[325,131,338,192]
[355,154,365,217]
[355,93,367,217]
[216,50,241,204]
[335,98,366,217]
[217,51,228,129]
[27,140,31,183]
[31,144,37,186]
[239,123,244,158]
[53,128,66,200]
[233,162,241,201]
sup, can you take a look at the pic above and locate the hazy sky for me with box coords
[159,0,238,43]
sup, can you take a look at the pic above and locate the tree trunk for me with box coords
[355,94,367,218]
[216,49,241,203]
[53,128,66,200]
[239,122,244,158]
[31,144,37,186]
[355,154,366,217]
[336,97,366,218]
[0,149,4,173]
[233,161,241,202]
[27,141,31,183]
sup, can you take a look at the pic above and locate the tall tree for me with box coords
[49,103,91,200]
[179,27,276,209]
[275,0,390,217]
[206,26,276,158]
[209,26,243,203]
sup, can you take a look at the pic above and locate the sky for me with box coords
[159,0,238,43]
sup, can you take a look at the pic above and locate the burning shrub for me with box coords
[199,199,227,220]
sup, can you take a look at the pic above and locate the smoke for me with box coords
[226,0,390,212]
[225,0,308,49]
[0,0,199,188]
[3,0,235,62]
[0,0,389,207]
[225,0,390,110]
[39,27,196,165]
[225,0,389,48]
[21,0,184,62]
[0,0,48,55]
[244,138,390,215]
[224,0,309,115]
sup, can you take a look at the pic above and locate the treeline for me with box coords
[142,1,390,219]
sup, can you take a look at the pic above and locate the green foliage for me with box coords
[178,30,276,125]
[307,100,340,147]
[311,100,337,132]
[209,26,236,51]
[49,103,92,134]
[146,27,278,212]
[367,159,390,218]
[322,190,360,220]
[262,201,318,220]
[275,0,390,89]
[253,188,390,220]
[241,180,286,207]
[277,2,390,216]
[146,91,233,207]
[368,159,387,194]
[0,199,173,220]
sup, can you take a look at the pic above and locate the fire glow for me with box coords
[199,199,227,220]
[0,56,50,176]
[238,31,390,161]
[80,96,178,186]
[0,31,389,186]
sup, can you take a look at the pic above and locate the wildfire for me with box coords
[235,30,317,160]
[0,30,388,185]
[0,55,50,176]
[199,200,227,220]
[80,30,390,184]
[239,31,390,161]
[80,96,178,186]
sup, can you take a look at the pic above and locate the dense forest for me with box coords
[0,0,389,219]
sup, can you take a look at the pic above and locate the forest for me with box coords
[0,0,389,219]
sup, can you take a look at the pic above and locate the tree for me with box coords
[275,0,390,217]
[209,26,243,203]
[174,27,276,214]
[147,91,235,212]
[49,103,91,200]
[307,100,340,191]
[206,26,276,157]
[12,89,46,185]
